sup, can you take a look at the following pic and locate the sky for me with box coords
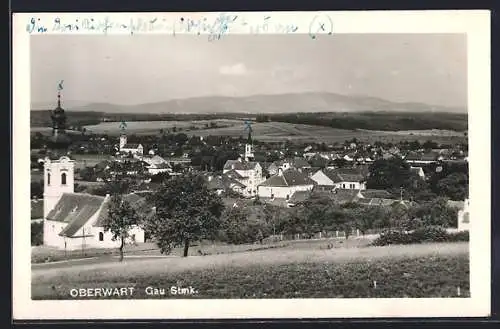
[31,34,467,108]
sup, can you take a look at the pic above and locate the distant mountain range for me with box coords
[31,92,466,114]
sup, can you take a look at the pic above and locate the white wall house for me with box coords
[257,169,314,200]
[310,168,366,190]
[223,159,265,197]
[43,155,149,250]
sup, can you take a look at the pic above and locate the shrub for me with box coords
[372,226,469,246]
[31,221,44,246]
[447,231,469,242]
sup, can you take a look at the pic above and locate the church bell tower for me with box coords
[43,81,74,219]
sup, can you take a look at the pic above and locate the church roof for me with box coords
[47,192,151,238]
[48,193,106,237]
[93,193,151,227]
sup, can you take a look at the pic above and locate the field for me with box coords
[31,241,469,299]
[82,119,243,135]
[40,120,470,144]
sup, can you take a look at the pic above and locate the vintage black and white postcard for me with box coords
[12,10,491,319]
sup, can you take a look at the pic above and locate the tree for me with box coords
[145,173,225,257]
[150,171,170,183]
[366,157,412,190]
[103,194,141,261]
[435,172,469,200]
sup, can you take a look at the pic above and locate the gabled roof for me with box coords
[282,169,315,186]
[322,168,365,183]
[47,193,106,237]
[223,160,259,171]
[47,193,105,223]
[259,175,288,187]
[291,157,311,168]
[224,169,247,179]
[93,193,151,227]
[259,169,315,187]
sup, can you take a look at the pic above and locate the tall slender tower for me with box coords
[244,121,254,161]
[43,81,74,219]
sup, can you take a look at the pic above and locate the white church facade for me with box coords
[42,156,147,250]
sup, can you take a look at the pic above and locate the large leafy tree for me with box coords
[366,157,412,190]
[435,172,469,201]
[103,194,141,261]
[145,173,225,257]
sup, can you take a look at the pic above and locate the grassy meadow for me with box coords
[32,241,469,299]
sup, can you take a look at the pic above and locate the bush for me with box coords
[372,226,469,246]
[447,231,469,242]
[31,221,44,246]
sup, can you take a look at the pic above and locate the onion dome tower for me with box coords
[47,80,71,157]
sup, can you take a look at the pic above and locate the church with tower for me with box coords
[222,123,265,197]
[41,84,147,250]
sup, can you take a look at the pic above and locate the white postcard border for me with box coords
[13,10,491,319]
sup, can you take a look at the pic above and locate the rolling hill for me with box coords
[31,92,466,114]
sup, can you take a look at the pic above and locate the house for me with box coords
[291,157,311,170]
[405,152,441,165]
[267,160,292,176]
[42,155,150,250]
[223,159,265,197]
[141,155,173,175]
[205,174,246,196]
[257,169,314,200]
[44,192,149,250]
[310,168,367,190]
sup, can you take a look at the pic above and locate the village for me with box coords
[30,92,470,253]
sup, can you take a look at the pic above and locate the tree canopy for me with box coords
[144,173,225,257]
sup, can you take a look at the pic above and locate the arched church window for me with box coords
[61,173,67,185]
[99,232,104,241]
[47,173,51,185]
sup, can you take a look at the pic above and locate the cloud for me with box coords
[219,63,247,76]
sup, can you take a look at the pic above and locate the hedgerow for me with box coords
[372,226,469,246]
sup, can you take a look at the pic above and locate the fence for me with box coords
[264,228,386,243]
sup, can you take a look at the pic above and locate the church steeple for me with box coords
[244,122,254,161]
[48,80,71,155]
